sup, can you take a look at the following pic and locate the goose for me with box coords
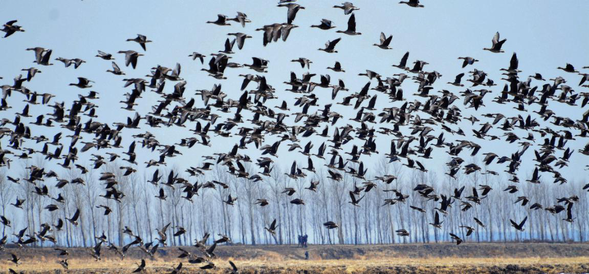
[349,191,365,206]
[10,198,25,209]
[292,57,312,69]
[156,188,167,200]
[96,50,114,60]
[227,33,252,50]
[374,32,393,49]
[458,56,478,68]
[207,14,230,26]
[229,261,239,274]
[393,51,410,70]
[127,34,152,51]
[170,263,183,274]
[200,262,215,270]
[323,221,338,229]
[429,211,443,228]
[228,12,251,27]
[218,38,236,55]
[8,253,20,266]
[396,229,410,236]
[225,194,238,205]
[336,13,361,35]
[265,219,278,235]
[0,215,11,227]
[557,63,578,73]
[333,2,359,14]
[118,50,143,69]
[563,202,574,222]
[510,216,527,231]
[529,73,545,81]
[399,0,424,8]
[2,20,25,38]
[244,57,269,73]
[327,61,345,72]
[27,47,53,66]
[311,19,335,30]
[483,32,506,53]
[305,180,320,192]
[21,67,41,81]
[448,73,465,87]
[319,38,341,53]
[106,62,125,75]
[290,198,305,205]
[278,3,305,24]
[449,233,463,245]
[189,52,206,64]
[96,205,112,215]
[66,208,80,226]
[133,259,146,273]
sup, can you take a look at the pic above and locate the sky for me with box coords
[1,0,589,184]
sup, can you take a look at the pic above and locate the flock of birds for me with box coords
[1,0,589,272]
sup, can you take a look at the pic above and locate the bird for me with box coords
[207,14,231,26]
[107,62,125,75]
[69,77,93,88]
[229,260,239,274]
[265,219,278,235]
[133,259,146,273]
[228,32,252,50]
[292,57,313,69]
[1,215,12,227]
[2,20,25,38]
[323,221,339,229]
[118,50,143,69]
[458,57,479,68]
[399,0,424,8]
[96,50,114,60]
[449,233,463,245]
[278,3,305,24]
[333,2,360,14]
[429,211,443,228]
[557,63,579,73]
[510,216,528,231]
[66,209,80,226]
[348,191,364,206]
[327,61,345,72]
[8,253,20,266]
[374,32,393,49]
[311,19,335,30]
[336,13,361,35]
[228,12,251,27]
[127,34,152,51]
[319,38,341,53]
[483,32,507,53]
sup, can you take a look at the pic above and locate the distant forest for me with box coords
[1,157,584,248]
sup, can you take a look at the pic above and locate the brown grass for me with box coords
[2,243,589,273]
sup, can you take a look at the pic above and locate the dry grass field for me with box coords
[2,243,589,273]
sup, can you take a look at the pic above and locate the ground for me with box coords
[2,243,589,273]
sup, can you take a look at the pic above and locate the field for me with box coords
[2,243,589,273]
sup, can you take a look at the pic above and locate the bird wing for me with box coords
[229,260,238,271]
[347,13,357,32]
[492,32,500,44]
[519,216,528,227]
[71,209,80,221]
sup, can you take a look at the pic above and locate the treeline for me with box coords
[0,157,586,248]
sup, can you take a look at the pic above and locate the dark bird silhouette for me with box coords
[483,32,507,53]
[399,0,424,8]
[265,219,278,235]
[510,216,528,231]
[127,34,152,51]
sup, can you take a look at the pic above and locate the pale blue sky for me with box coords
[1,1,588,182]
